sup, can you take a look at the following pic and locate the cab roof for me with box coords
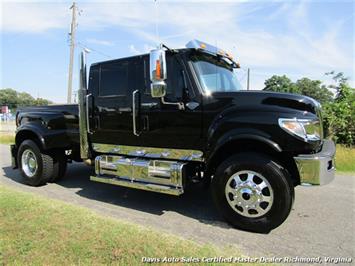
[92,39,239,68]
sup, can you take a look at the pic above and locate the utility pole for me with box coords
[67,2,77,104]
[247,68,250,90]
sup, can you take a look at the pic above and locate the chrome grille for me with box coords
[314,102,324,140]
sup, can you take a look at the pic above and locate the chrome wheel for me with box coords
[225,170,274,218]
[21,149,38,178]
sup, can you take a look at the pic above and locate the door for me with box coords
[89,58,140,146]
[137,53,203,150]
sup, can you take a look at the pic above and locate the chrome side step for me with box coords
[90,175,183,196]
[90,155,187,196]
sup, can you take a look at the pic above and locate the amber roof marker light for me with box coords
[186,39,240,68]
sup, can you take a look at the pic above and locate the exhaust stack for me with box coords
[78,50,90,160]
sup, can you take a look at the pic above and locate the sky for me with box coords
[0,0,354,103]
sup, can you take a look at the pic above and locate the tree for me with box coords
[263,75,333,104]
[323,72,354,146]
[263,75,298,93]
[34,98,52,106]
[0,88,18,109]
[295,78,333,104]
[18,92,35,107]
[0,88,52,110]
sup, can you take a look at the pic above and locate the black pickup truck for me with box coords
[11,40,335,233]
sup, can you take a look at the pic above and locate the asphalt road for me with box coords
[1,144,354,261]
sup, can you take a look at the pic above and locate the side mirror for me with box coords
[151,81,166,98]
[150,47,167,98]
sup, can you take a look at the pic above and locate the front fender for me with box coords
[207,128,282,157]
[205,128,283,173]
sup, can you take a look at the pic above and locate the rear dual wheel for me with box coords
[18,140,67,186]
[211,152,294,233]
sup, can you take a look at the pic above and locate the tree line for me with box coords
[264,72,354,146]
[0,88,52,110]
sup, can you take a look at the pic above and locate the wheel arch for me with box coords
[205,137,300,186]
[15,123,70,151]
[16,128,45,150]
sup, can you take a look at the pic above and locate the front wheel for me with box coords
[211,152,294,233]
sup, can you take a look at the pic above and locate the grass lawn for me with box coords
[0,134,14,144]
[335,145,355,173]
[0,185,245,265]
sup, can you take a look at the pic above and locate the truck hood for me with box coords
[209,90,321,115]
[205,90,324,153]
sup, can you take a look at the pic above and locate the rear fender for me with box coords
[15,123,69,151]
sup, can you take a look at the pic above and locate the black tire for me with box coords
[211,152,294,233]
[17,139,55,186]
[49,151,67,183]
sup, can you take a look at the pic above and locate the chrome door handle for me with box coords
[132,90,140,136]
[141,102,158,108]
[85,93,93,134]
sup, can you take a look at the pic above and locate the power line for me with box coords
[77,42,113,59]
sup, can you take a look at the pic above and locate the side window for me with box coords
[165,54,185,99]
[145,54,175,96]
[138,57,150,95]
[165,56,174,96]
[144,54,189,99]
[99,62,128,96]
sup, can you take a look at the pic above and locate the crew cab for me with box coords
[11,40,335,233]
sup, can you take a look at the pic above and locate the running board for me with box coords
[91,155,187,196]
[90,175,183,196]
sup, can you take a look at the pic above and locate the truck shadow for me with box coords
[2,162,230,229]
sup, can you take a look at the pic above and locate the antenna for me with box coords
[154,0,160,46]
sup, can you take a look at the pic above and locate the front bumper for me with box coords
[294,140,335,186]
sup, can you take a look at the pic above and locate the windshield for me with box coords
[192,54,242,94]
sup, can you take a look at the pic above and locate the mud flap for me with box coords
[10,144,18,169]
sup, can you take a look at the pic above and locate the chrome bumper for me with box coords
[294,140,335,186]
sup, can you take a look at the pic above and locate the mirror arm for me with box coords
[161,98,185,110]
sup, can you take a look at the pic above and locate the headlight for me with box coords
[278,118,322,142]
